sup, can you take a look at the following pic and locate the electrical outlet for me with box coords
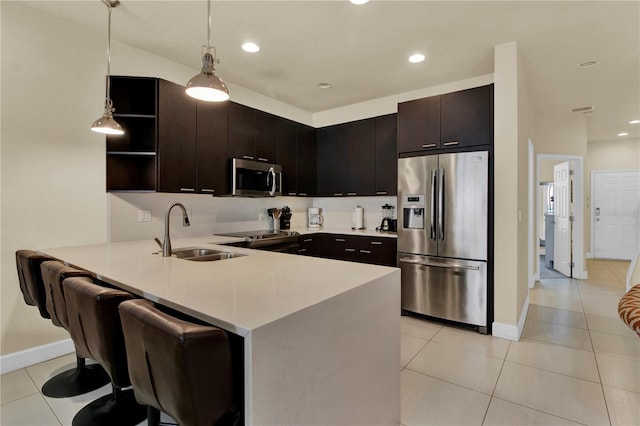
[138,209,152,222]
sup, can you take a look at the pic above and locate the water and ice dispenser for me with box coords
[401,194,425,229]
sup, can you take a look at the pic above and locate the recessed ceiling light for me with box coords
[629,119,640,124]
[618,132,629,137]
[242,42,260,53]
[408,53,425,63]
[317,83,332,89]
[349,0,369,4]
[578,60,598,68]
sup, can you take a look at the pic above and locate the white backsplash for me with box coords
[108,193,397,242]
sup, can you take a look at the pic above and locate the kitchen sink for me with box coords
[172,248,246,262]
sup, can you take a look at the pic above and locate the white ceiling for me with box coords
[16,0,640,141]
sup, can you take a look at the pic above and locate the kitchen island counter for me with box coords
[39,236,400,425]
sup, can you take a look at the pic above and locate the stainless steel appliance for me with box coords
[217,230,300,253]
[231,158,282,197]
[398,151,489,333]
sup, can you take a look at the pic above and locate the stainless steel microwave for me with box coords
[231,158,282,197]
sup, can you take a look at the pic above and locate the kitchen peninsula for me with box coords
[39,235,400,425]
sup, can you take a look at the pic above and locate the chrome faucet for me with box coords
[158,202,190,257]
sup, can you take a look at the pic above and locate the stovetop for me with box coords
[216,230,300,240]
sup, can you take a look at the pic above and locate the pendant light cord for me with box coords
[207,0,211,51]
[102,0,115,110]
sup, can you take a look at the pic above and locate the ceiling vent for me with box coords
[571,106,594,113]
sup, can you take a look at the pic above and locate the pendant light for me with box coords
[186,0,229,102]
[91,0,124,135]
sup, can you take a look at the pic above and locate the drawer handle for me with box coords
[335,238,346,242]
[180,188,195,192]
[304,239,313,243]
[200,189,215,193]
[258,157,269,162]
[399,257,479,271]
[287,192,297,196]
[376,191,388,195]
[347,192,357,196]
[371,241,383,245]
[360,250,371,254]
[242,155,254,160]
[299,193,308,196]
[298,248,307,253]
[333,193,344,196]
[345,248,356,252]
[443,141,459,146]
[422,144,436,148]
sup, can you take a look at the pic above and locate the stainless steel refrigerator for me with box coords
[397,151,489,333]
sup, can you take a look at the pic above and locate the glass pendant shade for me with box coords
[186,53,229,102]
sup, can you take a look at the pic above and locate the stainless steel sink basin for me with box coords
[172,248,246,262]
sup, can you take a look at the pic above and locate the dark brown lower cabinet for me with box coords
[298,233,396,267]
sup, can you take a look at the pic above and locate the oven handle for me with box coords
[268,166,276,196]
[398,257,480,271]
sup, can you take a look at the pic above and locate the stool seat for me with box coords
[619,283,640,337]
[119,299,237,426]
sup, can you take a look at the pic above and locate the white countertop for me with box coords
[39,235,397,336]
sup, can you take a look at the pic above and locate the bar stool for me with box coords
[39,261,110,397]
[63,276,147,426]
[119,299,238,426]
[15,250,53,319]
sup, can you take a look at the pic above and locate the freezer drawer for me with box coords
[398,254,487,327]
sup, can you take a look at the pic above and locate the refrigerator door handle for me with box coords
[398,257,480,271]
[438,169,445,240]
[430,169,437,239]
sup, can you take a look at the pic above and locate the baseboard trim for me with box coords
[1,339,74,374]
[574,269,588,280]
[492,294,530,342]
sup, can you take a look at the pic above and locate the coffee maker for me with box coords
[308,207,323,229]
[379,204,397,232]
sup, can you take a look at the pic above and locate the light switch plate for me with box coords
[138,209,152,222]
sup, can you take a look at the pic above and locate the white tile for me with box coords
[494,362,609,426]
[1,369,39,405]
[522,319,592,351]
[603,385,640,426]
[596,352,640,393]
[529,292,584,313]
[400,316,441,340]
[401,369,489,426]
[581,292,624,319]
[586,312,639,338]
[44,384,111,426]
[400,334,428,368]
[432,327,510,359]
[507,339,599,382]
[526,304,587,329]
[591,330,640,361]
[484,397,582,425]
[406,341,503,394]
[531,279,581,299]
[0,393,60,425]
[24,354,77,390]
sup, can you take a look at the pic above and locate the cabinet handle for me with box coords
[345,248,356,252]
[333,193,344,196]
[258,157,269,162]
[287,192,297,196]
[299,193,308,196]
[200,189,215,193]
[303,238,313,243]
[180,188,195,192]
[242,155,254,160]
[298,248,307,253]
[371,241,383,245]
[359,250,371,254]
[422,144,437,148]
[376,191,388,195]
[443,141,459,146]
[346,192,357,196]
[335,238,346,242]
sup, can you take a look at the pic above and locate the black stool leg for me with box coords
[41,356,110,398]
[72,385,147,426]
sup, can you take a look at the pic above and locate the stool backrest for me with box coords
[41,261,93,329]
[63,276,134,389]
[15,250,53,319]
[119,299,234,426]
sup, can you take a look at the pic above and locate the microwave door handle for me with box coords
[430,169,437,239]
[438,169,444,240]
[268,166,276,196]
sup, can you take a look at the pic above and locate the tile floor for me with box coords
[2,259,638,425]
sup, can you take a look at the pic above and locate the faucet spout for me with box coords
[162,202,190,257]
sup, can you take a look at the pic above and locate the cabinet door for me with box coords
[298,233,328,257]
[397,96,440,153]
[440,85,493,148]
[255,110,277,163]
[277,118,298,196]
[296,124,316,197]
[358,236,397,266]
[316,126,343,196]
[344,119,376,196]
[375,114,397,196]
[227,102,256,160]
[157,79,197,193]
[197,102,228,195]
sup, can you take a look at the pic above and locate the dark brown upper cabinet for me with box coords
[296,124,316,197]
[227,102,277,163]
[374,114,397,196]
[255,110,278,163]
[397,84,493,155]
[196,101,228,195]
[276,117,298,196]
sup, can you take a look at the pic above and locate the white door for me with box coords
[593,170,640,260]
[554,161,572,277]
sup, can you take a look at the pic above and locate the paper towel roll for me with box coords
[354,206,364,229]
